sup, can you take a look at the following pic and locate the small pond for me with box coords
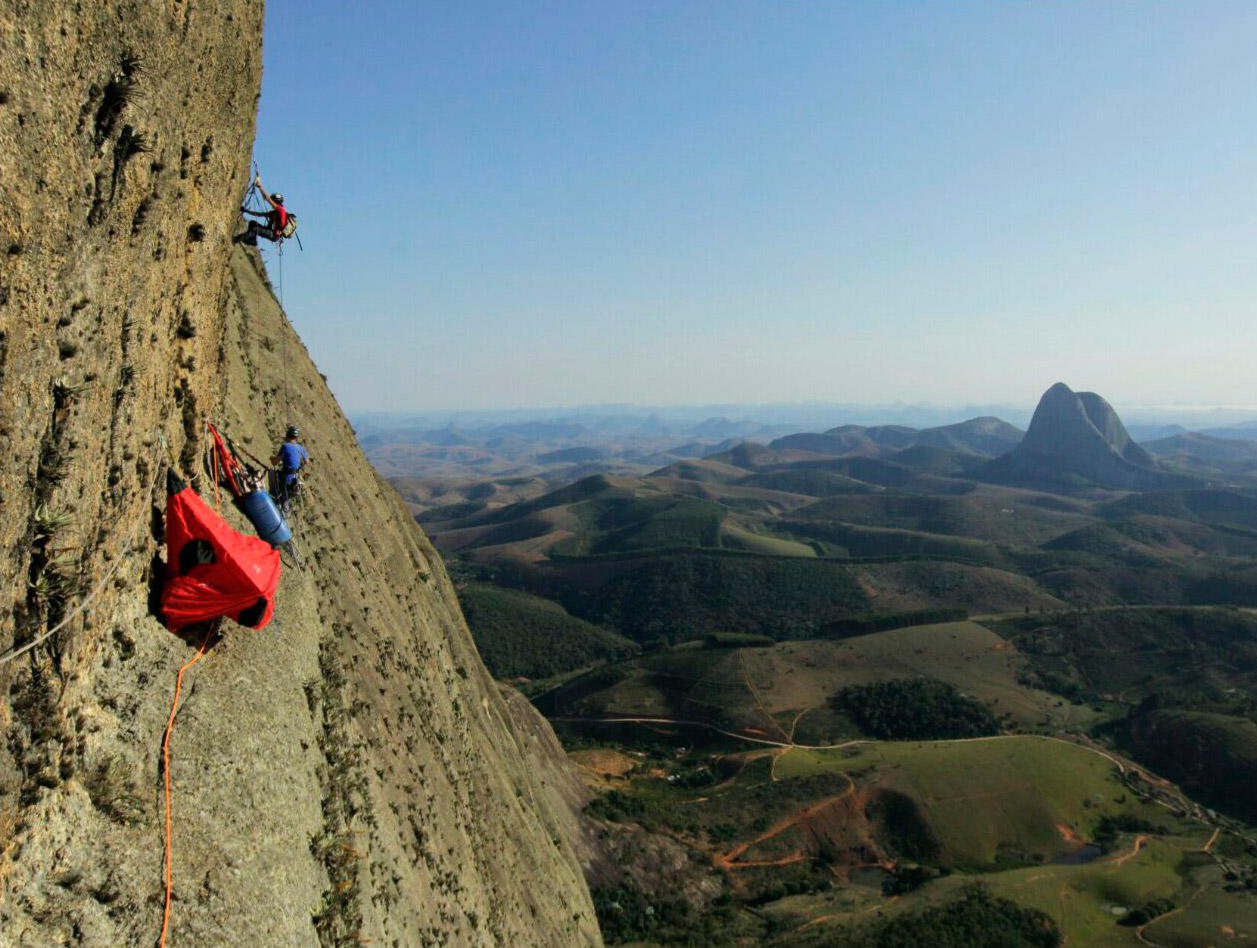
[849,867,890,889]
[1052,844,1103,866]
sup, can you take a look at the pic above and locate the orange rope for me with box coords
[212,443,220,513]
[158,625,215,948]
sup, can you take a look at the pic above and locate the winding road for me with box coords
[552,713,1143,771]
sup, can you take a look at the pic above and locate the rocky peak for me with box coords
[1020,382,1151,465]
[982,383,1183,490]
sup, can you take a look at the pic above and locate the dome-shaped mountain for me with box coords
[981,383,1191,490]
[914,416,1024,457]
[706,440,783,469]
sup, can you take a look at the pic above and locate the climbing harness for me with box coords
[241,164,301,250]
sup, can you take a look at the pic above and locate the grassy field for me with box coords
[774,737,1178,867]
[790,486,1091,546]
[794,840,1256,948]
[721,523,818,558]
[539,621,1095,742]
[573,726,1248,948]
[741,621,1093,739]
[1143,887,1257,947]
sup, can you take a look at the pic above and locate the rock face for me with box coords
[981,383,1182,490]
[0,6,600,948]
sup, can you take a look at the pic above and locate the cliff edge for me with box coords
[0,5,600,946]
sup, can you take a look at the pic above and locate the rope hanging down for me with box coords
[243,161,297,429]
[277,242,291,428]
[157,622,217,948]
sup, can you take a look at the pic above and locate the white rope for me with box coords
[0,433,167,668]
[277,242,291,427]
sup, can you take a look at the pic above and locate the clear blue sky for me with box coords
[254,1,1257,414]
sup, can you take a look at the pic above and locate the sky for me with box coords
[254,1,1257,415]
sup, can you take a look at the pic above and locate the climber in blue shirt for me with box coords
[271,425,309,511]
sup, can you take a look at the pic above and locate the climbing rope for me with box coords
[211,435,220,513]
[158,621,217,948]
[277,241,291,428]
[243,161,295,432]
[0,433,167,669]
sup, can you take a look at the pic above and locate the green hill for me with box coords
[737,468,876,497]
[791,490,1088,546]
[779,519,1007,565]
[541,551,870,642]
[1099,489,1257,529]
[540,620,1080,741]
[1125,709,1257,823]
[985,607,1257,704]
[776,737,1177,868]
[457,582,637,679]
[562,495,728,555]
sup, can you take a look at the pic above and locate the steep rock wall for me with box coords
[0,5,600,947]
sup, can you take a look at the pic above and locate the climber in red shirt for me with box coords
[239,175,296,244]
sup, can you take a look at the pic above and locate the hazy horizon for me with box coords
[255,1,1257,414]
[351,394,1257,436]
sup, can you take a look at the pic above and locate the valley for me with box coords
[385,383,1257,946]
[7,3,1252,946]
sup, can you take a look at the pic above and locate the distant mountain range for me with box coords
[353,401,1042,434]
[360,389,1257,491]
[769,417,1024,460]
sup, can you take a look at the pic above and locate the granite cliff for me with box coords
[0,4,600,946]
[981,382,1191,491]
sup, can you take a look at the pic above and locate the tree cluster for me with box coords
[829,886,1060,948]
[833,678,1000,740]
[457,583,636,679]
